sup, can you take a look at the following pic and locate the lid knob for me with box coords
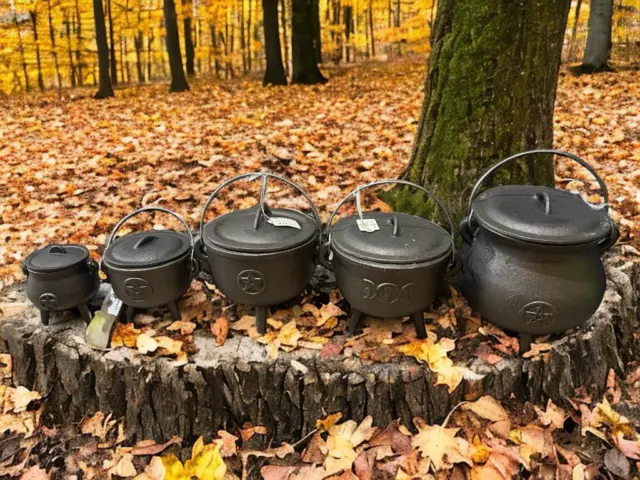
[133,235,158,249]
[534,191,552,215]
[49,245,67,255]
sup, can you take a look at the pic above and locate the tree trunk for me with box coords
[262,0,288,85]
[211,24,222,78]
[291,0,327,84]
[1,255,637,445]
[164,0,190,91]
[566,0,583,62]
[344,5,353,62]
[135,31,145,82]
[147,30,154,81]
[64,13,77,87]
[280,0,289,76]
[392,0,570,224]
[248,0,253,72]
[107,0,118,84]
[74,0,84,85]
[13,14,30,92]
[576,0,613,73]
[311,0,322,63]
[47,0,62,88]
[184,15,196,75]
[368,0,374,58]
[30,12,45,90]
[93,0,114,98]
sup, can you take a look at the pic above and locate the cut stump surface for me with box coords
[0,249,638,444]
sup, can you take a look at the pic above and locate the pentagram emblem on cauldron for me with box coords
[519,301,556,327]
[123,278,153,301]
[237,270,266,295]
[39,293,59,310]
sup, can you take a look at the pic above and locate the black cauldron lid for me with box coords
[330,212,452,264]
[203,206,317,253]
[472,185,612,245]
[103,231,190,268]
[24,244,90,273]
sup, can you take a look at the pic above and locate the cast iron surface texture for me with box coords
[22,244,99,324]
[199,173,322,334]
[320,180,455,338]
[459,149,618,339]
[1,251,637,448]
[102,207,197,316]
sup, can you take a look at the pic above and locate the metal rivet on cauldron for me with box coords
[318,179,456,339]
[198,172,321,334]
[458,149,619,353]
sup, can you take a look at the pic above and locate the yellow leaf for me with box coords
[411,420,471,471]
[461,396,508,422]
[185,441,227,480]
[161,454,188,480]
[137,334,158,354]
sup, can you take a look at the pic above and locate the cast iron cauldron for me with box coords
[102,207,198,321]
[319,180,455,338]
[198,172,321,334]
[459,149,619,352]
[23,244,100,325]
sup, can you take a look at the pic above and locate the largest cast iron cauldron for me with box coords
[102,207,198,321]
[319,180,455,338]
[198,172,321,334]
[459,149,619,352]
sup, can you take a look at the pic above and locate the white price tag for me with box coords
[267,216,302,229]
[106,292,124,316]
[356,219,380,232]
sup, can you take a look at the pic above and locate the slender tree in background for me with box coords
[184,5,196,76]
[262,0,288,85]
[567,0,584,62]
[164,0,190,91]
[311,0,321,62]
[575,0,614,72]
[92,0,114,98]
[291,0,327,84]
[392,0,571,223]
[107,0,117,84]
[30,11,45,90]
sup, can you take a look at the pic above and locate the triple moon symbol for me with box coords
[237,269,267,295]
[519,301,556,327]
[39,293,60,310]
[363,279,413,304]
[123,278,153,302]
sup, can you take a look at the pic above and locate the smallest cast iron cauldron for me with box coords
[23,244,100,325]
[198,172,321,334]
[319,180,456,338]
[459,149,619,352]
[102,207,198,321]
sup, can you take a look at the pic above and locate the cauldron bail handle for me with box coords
[199,171,322,241]
[467,149,610,214]
[106,206,196,274]
[323,179,457,267]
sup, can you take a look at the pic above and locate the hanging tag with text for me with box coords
[267,216,302,229]
[356,219,380,232]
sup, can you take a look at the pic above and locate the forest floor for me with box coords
[0,58,640,479]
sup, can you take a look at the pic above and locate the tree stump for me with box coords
[0,249,637,444]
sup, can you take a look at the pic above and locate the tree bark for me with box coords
[13,14,30,92]
[64,12,77,87]
[135,31,145,82]
[107,0,118,84]
[30,12,45,90]
[393,0,570,224]
[280,0,289,75]
[46,0,62,88]
[566,0,583,62]
[74,0,84,85]
[291,0,327,84]
[575,0,613,73]
[262,0,288,85]
[344,5,353,62]
[93,0,114,98]
[368,0,374,58]
[311,0,322,63]
[163,0,190,91]
[184,15,196,75]
[1,254,637,445]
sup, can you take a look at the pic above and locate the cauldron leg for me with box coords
[256,306,268,335]
[40,310,50,326]
[411,312,427,339]
[348,309,362,336]
[78,304,92,323]
[125,305,135,322]
[168,301,181,321]
[519,333,533,354]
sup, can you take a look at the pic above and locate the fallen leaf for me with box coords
[210,317,229,346]
[461,395,508,422]
[411,418,471,471]
[167,321,197,335]
[136,333,159,354]
[132,436,182,456]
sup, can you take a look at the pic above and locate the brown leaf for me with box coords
[302,432,328,464]
[131,435,181,455]
[369,420,412,454]
[461,395,508,422]
[217,430,238,457]
[210,317,229,345]
[166,320,197,335]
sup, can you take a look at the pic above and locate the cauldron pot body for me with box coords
[23,245,100,324]
[459,228,607,335]
[202,234,318,306]
[331,247,449,318]
[103,252,192,309]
